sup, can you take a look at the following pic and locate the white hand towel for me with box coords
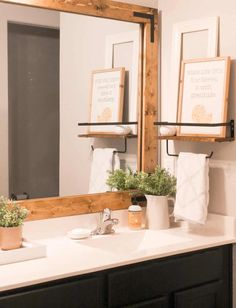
[174,152,209,224]
[88,148,120,194]
[113,152,120,170]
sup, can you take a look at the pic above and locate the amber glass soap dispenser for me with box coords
[128,202,142,230]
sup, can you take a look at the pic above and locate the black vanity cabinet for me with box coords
[0,275,104,308]
[107,245,232,308]
[0,245,232,308]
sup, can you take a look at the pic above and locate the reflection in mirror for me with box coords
[0,3,141,200]
[182,30,208,60]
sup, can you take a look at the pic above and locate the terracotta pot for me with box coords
[145,195,170,230]
[0,226,22,250]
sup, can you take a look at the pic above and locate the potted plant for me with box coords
[0,196,29,250]
[107,166,176,230]
[136,166,176,229]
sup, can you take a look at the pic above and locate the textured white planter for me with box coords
[145,195,170,230]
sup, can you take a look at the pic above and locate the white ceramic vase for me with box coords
[145,195,170,230]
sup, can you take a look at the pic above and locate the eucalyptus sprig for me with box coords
[0,196,29,227]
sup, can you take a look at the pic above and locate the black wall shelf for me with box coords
[154,120,234,142]
[78,121,138,154]
[78,121,138,126]
[154,120,235,158]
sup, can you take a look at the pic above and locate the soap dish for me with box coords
[67,228,91,240]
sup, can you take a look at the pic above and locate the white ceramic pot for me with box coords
[145,195,170,230]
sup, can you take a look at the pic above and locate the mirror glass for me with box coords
[0,3,141,200]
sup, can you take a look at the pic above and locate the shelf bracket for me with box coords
[165,140,213,159]
[230,120,234,138]
[133,12,155,43]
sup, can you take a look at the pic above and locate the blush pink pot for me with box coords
[0,226,22,250]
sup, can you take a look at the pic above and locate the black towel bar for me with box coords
[165,140,213,159]
[91,138,127,154]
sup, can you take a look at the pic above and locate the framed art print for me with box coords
[88,67,125,133]
[177,57,230,137]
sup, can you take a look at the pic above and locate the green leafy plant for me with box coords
[106,168,139,191]
[107,166,176,197]
[136,166,176,196]
[0,196,29,227]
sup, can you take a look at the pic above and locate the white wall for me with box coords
[158,0,236,217]
[0,3,59,197]
[60,14,140,196]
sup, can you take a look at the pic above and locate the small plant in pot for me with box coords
[136,166,176,229]
[0,196,29,250]
[107,166,176,230]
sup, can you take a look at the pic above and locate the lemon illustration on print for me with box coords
[192,104,212,123]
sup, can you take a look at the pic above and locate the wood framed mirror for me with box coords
[0,0,158,220]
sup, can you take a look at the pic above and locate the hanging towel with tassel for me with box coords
[88,148,120,194]
[174,152,209,224]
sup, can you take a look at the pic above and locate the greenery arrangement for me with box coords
[136,167,176,196]
[106,168,139,191]
[0,196,29,228]
[107,166,176,197]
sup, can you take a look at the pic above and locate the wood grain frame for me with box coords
[177,57,230,138]
[88,67,125,134]
[1,0,158,220]
[21,191,132,221]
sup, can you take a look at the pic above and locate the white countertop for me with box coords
[0,211,236,292]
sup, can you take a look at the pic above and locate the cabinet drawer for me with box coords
[174,280,223,308]
[107,247,224,307]
[0,277,102,308]
[124,296,168,308]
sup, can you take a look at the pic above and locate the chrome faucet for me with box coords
[91,208,119,235]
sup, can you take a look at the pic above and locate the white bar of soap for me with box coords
[67,228,91,240]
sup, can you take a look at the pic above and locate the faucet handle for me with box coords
[91,209,119,236]
[101,208,112,222]
[104,218,119,234]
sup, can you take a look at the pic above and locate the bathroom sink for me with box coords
[77,229,192,254]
